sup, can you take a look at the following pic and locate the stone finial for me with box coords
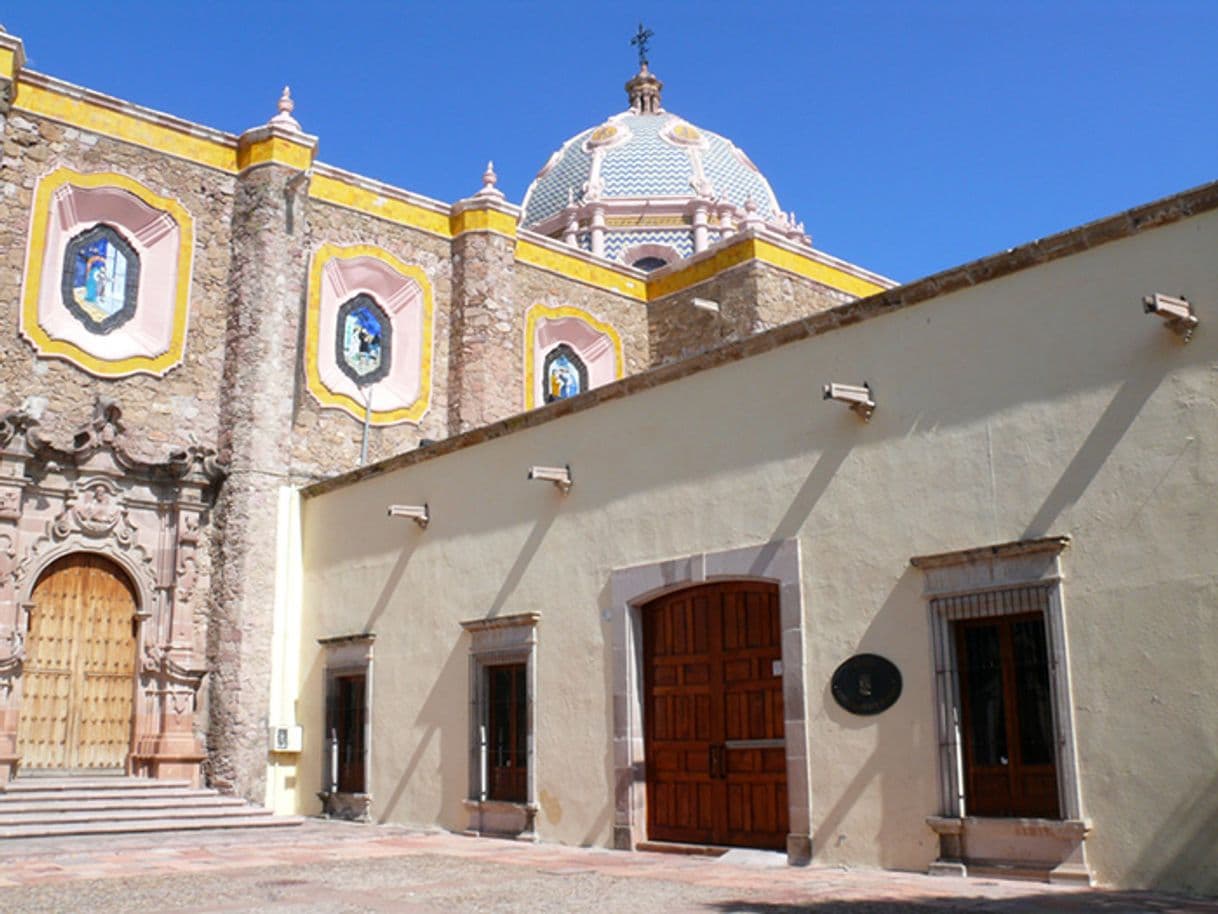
[269,85,302,131]
[476,160,505,201]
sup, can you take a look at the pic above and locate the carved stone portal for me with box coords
[0,400,225,784]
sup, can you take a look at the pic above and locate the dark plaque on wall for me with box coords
[831,653,902,716]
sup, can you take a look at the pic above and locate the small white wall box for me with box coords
[823,382,876,422]
[692,297,720,313]
[387,503,429,528]
[1143,292,1198,341]
[528,464,573,494]
[269,725,303,753]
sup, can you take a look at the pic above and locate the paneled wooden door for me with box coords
[644,581,788,850]
[17,554,138,771]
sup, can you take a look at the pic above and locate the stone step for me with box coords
[1,787,218,802]
[0,804,273,826]
[0,795,248,815]
[0,814,303,840]
[4,777,193,793]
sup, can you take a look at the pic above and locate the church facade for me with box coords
[0,26,1216,896]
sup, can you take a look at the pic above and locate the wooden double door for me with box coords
[643,581,788,850]
[17,554,139,771]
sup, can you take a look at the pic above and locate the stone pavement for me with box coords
[0,819,1214,913]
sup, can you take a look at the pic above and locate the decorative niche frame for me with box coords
[523,304,623,410]
[20,167,194,378]
[305,243,435,425]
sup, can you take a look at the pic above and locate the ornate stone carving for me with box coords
[0,408,38,450]
[0,487,21,521]
[141,643,206,690]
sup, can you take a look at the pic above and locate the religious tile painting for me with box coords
[59,224,140,333]
[543,344,588,403]
[336,293,392,385]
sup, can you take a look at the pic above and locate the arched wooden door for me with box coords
[17,554,138,771]
[643,581,788,850]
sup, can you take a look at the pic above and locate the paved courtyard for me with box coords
[0,820,1214,913]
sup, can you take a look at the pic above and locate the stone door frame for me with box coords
[608,539,811,863]
[0,400,225,784]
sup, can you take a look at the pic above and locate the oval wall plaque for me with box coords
[831,653,902,716]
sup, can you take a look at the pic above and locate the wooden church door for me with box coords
[643,581,788,850]
[17,554,138,771]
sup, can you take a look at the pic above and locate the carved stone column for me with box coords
[207,95,316,801]
[0,417,24,781]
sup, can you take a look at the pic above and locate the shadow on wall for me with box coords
[1022,344,1173,540]
[363,536,420,633]
[378,636,467,827]
[812,568,936,872]
[1128,768,1218,896]
[488,493,561,618]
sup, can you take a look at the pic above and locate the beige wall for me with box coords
[298,206,1218,892]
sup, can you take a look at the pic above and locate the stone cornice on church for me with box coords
[303,175,1218,499]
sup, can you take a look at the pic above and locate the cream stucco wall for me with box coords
[297,207,1218,893]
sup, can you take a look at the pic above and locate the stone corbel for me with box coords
[141,643,206,692]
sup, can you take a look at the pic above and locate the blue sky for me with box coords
[5,2,1216,282]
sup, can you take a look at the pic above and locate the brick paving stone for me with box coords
[0,821,1214,913]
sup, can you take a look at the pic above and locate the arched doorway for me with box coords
[643,580,788,850]
[17,554,139,771]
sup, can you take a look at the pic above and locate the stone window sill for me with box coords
[927,816,1092,885]
[463,798,538,841]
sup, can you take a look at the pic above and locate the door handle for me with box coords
[708,744,726,779]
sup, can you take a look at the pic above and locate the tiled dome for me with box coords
[518,66,807,269]
[521,110,781,229]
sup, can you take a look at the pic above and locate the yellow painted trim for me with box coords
[308,172,453,238]
[645,237,757,300]
[515,239,647,302]
[644,235,887,301]
[305,242,435,425]
[752,238,887,298]
[0,47,16,81]
[450,206,518,238]
[237,135,314,172]
[20,167,195,378]
[13,81,238,173]
[523,304,624,410]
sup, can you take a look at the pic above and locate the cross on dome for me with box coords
[631,23,654,69]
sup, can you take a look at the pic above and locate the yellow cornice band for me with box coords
[0,47,17,81]
[515,239,647,301]
[12,81,237,173]
[304,242,436,425]
[20,167,195,377]
[646,236,887,301]
[237,135,315,172]
[449,207,518,239]
[523,304,625,410]
[308,173,452,239]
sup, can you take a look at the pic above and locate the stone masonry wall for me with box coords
[208,160,310,801]
[0,110,235,447]
[448,231,519,433]
[291,201,453,478]
[0,109,236,756]
[648,262,853,367]
[751,261,854,333]
[513,262,649,383]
